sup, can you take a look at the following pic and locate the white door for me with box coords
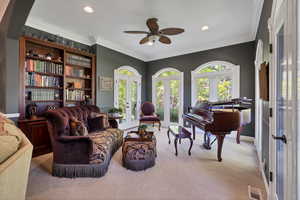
[269,0,297,199]
[114,67,141,129]
[152,69,183,127]
[255,40,263,160]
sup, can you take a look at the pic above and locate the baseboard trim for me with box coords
[256,148,269,199]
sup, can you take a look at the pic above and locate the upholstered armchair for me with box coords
[139,102,161,130]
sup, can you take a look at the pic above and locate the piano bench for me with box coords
[167,125,193,156]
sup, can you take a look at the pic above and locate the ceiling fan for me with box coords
[124,18,184,45]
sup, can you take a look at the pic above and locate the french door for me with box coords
[269,0,297,199]
[114,68,141,129]
[152,69,183,127]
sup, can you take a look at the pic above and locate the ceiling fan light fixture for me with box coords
[147,41,154,46]
[146,35,159,46]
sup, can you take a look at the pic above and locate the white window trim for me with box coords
[191,61,240,106]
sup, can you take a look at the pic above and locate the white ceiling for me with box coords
[26,0,263,61]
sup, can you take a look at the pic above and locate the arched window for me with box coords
[191,61,240,105]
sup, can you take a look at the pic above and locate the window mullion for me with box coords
[209,78,218,102]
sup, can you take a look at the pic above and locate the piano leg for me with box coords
[203,132,212,150]
[192,125,195,140]
[236,127,242,144]
[216,134,226,162]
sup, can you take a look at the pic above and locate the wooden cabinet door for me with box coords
[18,119,52,157]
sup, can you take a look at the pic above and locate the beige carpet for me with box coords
[26,129,266,200]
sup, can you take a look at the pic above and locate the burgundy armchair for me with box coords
[139,102,161,130]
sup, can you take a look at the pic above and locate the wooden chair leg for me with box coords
[188,137,193,156]
[167,129,171,144]
[174,137,178,156]
[192,125,195,140]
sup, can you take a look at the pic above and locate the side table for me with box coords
[108,115,123,128]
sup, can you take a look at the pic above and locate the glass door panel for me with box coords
[118,79,127,124]
[155,80,164,121]
[196,78,209,101]
[217,77,232,101]
[170,80,179,123]
[275,25,286,200]
[130,81,138,121]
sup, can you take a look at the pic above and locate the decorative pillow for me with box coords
[0,120,22,164]
[0,112,15,125]
[69,117,88,136]
[88,116,104,132]
[90,112,110,129]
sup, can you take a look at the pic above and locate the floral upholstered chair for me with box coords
[139,102,161,130]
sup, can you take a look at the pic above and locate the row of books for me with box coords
[67,54,91,68]
[65,66,85,77]
[66,89,85,101]
[26,89,60,101]
[26,59,63,75]
[26,72,61,88]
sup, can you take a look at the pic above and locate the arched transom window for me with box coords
[191,61,240,105]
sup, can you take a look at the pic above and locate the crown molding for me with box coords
[26,15,259,62]
[251,0,264,39]
[144,34,254,62]
[25,17,148,61]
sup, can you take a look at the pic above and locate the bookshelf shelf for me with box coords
[65,75,91,80]
[27,71,64,77]
[66,88,92,91]
[19,36,96,119]
[26,86,63,90]
[26,100,63,103]
[66,63,91,69]
[26,55,63,64]
[66,100,84,102]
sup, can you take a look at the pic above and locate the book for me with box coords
[25,59,63,75]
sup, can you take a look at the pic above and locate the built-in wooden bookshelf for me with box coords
[19,36,96,119]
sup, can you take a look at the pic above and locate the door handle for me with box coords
[272,134,287,144]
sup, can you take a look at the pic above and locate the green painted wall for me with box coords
[146,41,256,137]
[92,45,147,112]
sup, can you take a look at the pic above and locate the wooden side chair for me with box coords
[139,102,161,130]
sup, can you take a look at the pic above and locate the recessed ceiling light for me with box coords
[83,6,94,13]
[201,26,209,31]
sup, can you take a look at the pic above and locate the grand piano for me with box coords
[183,98,252,161]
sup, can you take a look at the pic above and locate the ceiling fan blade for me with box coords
[159,28,185,35]
[124,31,149,34]
[147,18,159,33]
[159,36,171,44]
[140,36,150,44]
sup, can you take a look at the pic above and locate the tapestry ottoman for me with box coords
[122,133,156,171]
